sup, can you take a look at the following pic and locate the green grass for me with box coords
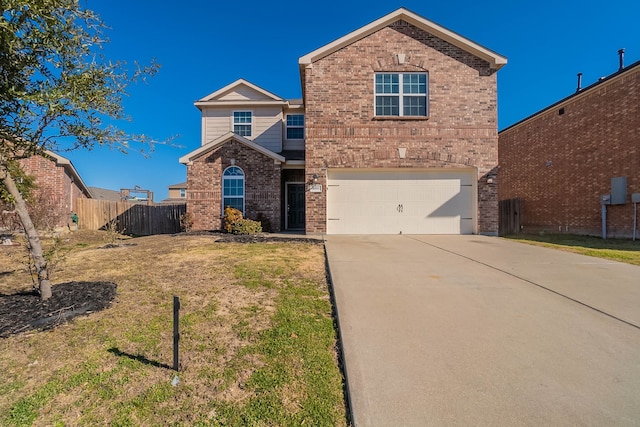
[0,234,347,426]
[504,233,640,266]
[212,279,344,426]
[6,380,62,426]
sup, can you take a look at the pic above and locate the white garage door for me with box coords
[326,169,476,235]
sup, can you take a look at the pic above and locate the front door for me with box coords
[286,183,305,230]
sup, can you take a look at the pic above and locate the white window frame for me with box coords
[222,166,245,214]
[179,188,186,198]
[232,111,253,137]
[286,114,305,140]
[374,72,429,117]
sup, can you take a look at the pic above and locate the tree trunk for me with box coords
[0,162,52,300]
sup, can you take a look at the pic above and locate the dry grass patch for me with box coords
[0,231,347,426]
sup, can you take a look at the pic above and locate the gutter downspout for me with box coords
[632,193,640,241]
[600,194,610,239]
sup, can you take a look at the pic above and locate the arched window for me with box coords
[222,166,244,213]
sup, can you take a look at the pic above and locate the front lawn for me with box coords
[0,231,347,426]
[504,233,640,266]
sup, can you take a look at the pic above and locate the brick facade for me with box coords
[186,139,282,231]
[19,153,89,228]
[303,20,500,234]
[499,64,640,238]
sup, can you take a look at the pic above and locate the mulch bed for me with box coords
[0,281,117,338]
[182,231,323,245]
[0,233,315,339]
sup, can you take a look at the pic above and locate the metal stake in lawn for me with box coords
[173,295,180,371]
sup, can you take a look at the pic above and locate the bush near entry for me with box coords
[223,207,262,235]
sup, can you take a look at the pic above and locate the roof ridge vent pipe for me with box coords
[618,48,625,70]
[576,72,583,92]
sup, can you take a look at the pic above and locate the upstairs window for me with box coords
[286,114,305,139]
[222,166,244,213]
[179,188,186,198]
[375,73,428,117]
[233,111,252,137]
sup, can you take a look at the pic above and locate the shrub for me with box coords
[28,192,65,231]
[231,218,263,235]
[103,218,124,245]
[179,212,194,232]
[255,213,272,232]
[223,207,262,235]
[223,207,243,233]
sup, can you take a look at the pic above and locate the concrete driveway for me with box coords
[325,235,640,426]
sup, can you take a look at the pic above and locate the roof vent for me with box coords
[576,72,582,92]
[618,48,625,70]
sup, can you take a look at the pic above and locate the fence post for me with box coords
[173,295,180,371]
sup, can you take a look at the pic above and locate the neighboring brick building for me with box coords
[499,59,640,238]
[18,151,92,228]
[181,8,506,234]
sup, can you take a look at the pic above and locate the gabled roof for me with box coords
[195,79,287,109]
[299,8,507,70]
[88,186,121,201]
[179,132,286,164]
[44,151,92,197]
[167,181,187,189]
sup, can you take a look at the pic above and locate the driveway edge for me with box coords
[324,242,357,427]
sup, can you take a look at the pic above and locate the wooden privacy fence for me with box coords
[76,199,186,235]
[499,198,521,236]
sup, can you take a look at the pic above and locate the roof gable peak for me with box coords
[198,79,284,103]
[179,132,285,164]
[299,7,507,70]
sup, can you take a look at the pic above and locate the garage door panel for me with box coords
[367,181,397,202]
[427,186,474,219]
[327,169,476,235]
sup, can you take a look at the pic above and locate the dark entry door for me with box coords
[287,183,305,230]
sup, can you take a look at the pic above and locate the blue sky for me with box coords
[66,0,640,201]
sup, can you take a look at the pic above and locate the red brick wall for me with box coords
[18,154,88,228]
[499,66,640,238]
[186,140,282,231]
[303,20,499,234]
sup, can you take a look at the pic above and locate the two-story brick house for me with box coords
[181,8,507,234]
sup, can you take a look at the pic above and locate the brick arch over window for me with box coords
[370,55,428,72]
[222,165,244,214]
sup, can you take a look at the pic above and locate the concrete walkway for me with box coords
[325,235,640,426]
